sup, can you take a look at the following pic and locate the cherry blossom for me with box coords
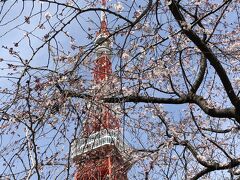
[0,0,239,179]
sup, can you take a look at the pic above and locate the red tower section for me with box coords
[72,1,131,179]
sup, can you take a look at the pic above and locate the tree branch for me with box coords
[168,0,240,111]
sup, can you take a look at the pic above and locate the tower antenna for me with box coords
[100,0,107,33]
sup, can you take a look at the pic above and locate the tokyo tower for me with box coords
[72,1,132,179]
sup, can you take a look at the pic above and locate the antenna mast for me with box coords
[100,0,108,34]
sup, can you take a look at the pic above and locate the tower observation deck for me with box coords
[72,1,132,179]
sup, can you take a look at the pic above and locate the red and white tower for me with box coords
[72,1,131,179]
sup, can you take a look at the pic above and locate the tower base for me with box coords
[74,152,128,180]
